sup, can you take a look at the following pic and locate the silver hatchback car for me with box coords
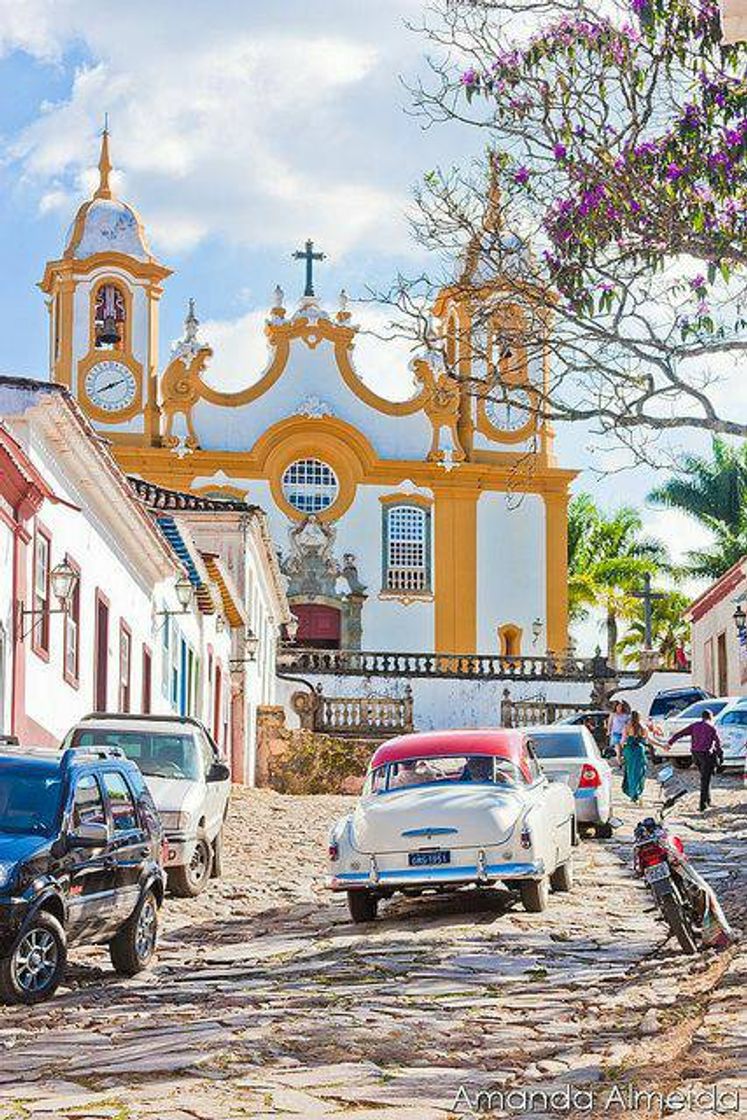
[527,725,614,839]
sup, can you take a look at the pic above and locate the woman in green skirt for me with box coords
[621,710,649,804]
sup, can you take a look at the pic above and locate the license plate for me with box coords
[408,850,451,867]
[644,862,671,884]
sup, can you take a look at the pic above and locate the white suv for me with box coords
[63,714,231,897]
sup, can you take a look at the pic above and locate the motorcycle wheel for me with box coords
[659,892,698,954]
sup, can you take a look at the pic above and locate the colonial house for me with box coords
[128,479,291,784]
[685,558,747,696]
[0,376,287,780]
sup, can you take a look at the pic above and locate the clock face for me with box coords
[84,360,137,413]
[484,387,534,433]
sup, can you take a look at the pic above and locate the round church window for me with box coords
[281,458,339,514]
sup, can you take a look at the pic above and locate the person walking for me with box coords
[607,700,629,761]
[621,710,649,804]
[668,710,723,812]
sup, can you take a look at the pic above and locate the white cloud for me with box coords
[3,3,420,260]
[175,300,420,400]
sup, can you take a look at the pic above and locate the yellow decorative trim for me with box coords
[159,313,429,440]
[379,492,433,509]
[39,253,171,294]
[411,358,467,464]
[543,490,570,654]
[433,486,477,653]
[192,483,249,501]
[77,349,144,425]
[498,623,523,657]
[262,422,364,523]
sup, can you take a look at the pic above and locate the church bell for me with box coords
[96,314,121,347]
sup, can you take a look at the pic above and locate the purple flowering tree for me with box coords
[397,0,747,457]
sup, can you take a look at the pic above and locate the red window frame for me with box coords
[31,523,51,660]
[118,620,132,713]
[141,645,152,714]
[63,553,81,688]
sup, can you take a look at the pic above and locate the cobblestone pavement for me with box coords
[0,769,744,1119]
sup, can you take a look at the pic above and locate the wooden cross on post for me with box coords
[631,572,667,650]
[292,239,326,298]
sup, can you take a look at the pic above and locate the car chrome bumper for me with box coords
[574,787,611,825]
[327,860,545,891]
[164,831,197,868]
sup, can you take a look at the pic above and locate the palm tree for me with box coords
[617,591,691,669]
[568,495,669,665]
[648,437,747,579]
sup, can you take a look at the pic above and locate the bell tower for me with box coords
[39,127,171,444]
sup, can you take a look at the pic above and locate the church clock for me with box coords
[483,386,535,436]
[84,360,138,413]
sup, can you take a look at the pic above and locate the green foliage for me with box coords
[617,590,691,667]
[269,729,373,795]
[568,492,669,660]
[648,437,747,578]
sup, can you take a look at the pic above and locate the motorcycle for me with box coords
[633,765,733,955]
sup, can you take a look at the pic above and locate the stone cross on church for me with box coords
[292,239,326,298]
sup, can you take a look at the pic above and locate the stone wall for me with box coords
[255,705,374,794]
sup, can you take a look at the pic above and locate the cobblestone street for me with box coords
[0,772,744,1120]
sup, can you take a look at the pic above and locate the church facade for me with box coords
[40,132,576,658]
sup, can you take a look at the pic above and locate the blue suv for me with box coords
[0,745,165,1004]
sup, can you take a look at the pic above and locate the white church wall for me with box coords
[280,671,595,732]
[477,492,545,653]
[191,338,432,460]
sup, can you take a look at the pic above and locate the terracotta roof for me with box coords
[201,553,247,628]
[129,476,259,514]
[685,557,747,623]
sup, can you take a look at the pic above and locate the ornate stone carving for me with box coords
[281,517,368,649]
[295,394,333,419]
[411,355,467,465]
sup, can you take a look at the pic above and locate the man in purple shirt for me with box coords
[669,710,723,811]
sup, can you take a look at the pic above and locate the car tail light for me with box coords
[579,764,601,789]
[328,840,340,862]
[671,835,685,857]
[637,842,666,869]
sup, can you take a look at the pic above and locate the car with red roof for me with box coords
[327,729,576,922]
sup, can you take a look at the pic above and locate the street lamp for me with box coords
[733,602,746,638]
[174,575,193,611]
[18,559,79,641]
[244,628,260,661]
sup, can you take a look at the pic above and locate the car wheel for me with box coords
[673,758,693,770]
[595,821,614,839]
[550,859,574,893]
[168,835,213,897]
[211,829,224,880]
[109,889,159,976]
[347,890,378,923]
[519,877,549,913]
[0,912,67,1005]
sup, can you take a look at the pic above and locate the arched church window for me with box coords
[383,504,431,593]
[282,458,339,514]
[94,282,127,349]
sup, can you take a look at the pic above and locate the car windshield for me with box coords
[717,709,747,727]
[0,762,62,836]
[529,731,587,759]
[676,700,727,721]
[383,754,520,791]
[72,730,201,780]
[650,692,703,718]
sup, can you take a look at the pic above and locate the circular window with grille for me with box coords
[281,458,339,514]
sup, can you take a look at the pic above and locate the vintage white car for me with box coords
[327,729,577,922]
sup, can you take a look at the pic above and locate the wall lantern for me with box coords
[18,559,79,641]
[733,602,746,638]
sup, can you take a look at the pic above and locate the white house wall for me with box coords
[477,492,545,654]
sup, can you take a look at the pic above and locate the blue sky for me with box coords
[0,0,717,614]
